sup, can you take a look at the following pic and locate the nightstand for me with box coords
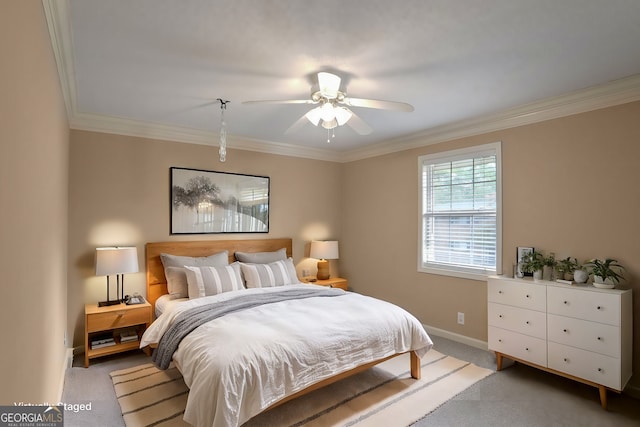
[312,277,348,291]
[84,301,152,367]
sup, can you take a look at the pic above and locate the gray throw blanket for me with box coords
[152,287,345,369]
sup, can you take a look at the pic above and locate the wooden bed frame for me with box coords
[144,238,421,412]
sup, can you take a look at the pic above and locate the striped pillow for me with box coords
[184,263,244,299]
[240,258,301,288]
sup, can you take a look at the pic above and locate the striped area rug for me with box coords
[110,350,493,427]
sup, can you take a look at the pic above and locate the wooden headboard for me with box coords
[145,238,293,310]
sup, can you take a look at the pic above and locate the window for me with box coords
[418,142,501,280]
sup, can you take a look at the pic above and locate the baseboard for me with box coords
[56,348,74,402]
[624,384,640,399]
[422,324,489,351]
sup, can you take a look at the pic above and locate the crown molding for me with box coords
[43,0,76,120]
[341,73,640,162]
[70,112,342,162]
[44,2,640,164]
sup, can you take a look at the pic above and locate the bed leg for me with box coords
[410,351,421,379]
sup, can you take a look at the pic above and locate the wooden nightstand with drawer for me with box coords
[84,301,152,367]
[313,277,348,291]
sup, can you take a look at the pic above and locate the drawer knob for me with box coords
[598,368,603,372]
[498,339,502,343]
[525,347,529,351]
[563,358,568,363]
[499,315,503,318]
[563,329,568,333]
[498,290,503,294]
[526,321,530,325]
[563,301,568,305]
[597,337,602,341]
[597,306,602,310]
[526,294,530,298]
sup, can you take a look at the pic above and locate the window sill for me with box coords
[418,266,491,282]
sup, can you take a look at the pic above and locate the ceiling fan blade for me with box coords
[318,72,341,99]
[343,97,414,112]
[284,113,310,134]
[346,111,372,135]
[242,99,315,105]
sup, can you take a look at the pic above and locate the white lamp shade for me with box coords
[310,241,339,260]
[305,107,322,126]
[95,247,139,276]
[334,107,353,125]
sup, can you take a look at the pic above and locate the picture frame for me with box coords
[170,167,269,234]
[516,246,534,277]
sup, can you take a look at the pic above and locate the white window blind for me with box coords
[419,142,501,280]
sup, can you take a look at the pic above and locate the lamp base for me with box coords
[316,259,330,280]
[98,300,121,307]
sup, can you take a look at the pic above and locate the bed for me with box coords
[140,238,433,427]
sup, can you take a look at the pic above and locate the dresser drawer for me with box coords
[548,342,621,390]
[547,286,620,326]
[488,302,546,339]
[488,278,546,311]
[548,314,620,358]
[87,306,150,333]
[488,326,547,367]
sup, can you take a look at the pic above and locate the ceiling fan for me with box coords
[243,72,414,140]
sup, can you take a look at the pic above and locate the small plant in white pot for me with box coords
[573,263,589,284]
[521,251,545,281]
[556,257,578,281]
[584,258,625,289]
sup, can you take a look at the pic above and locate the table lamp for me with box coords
[95,247,139,307]
[310,240,339,280]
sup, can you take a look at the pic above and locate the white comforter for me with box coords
[141,284,433,427]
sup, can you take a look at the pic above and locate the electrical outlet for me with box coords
[457,312,465,325]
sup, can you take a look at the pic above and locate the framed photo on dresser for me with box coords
[516,246,534,277]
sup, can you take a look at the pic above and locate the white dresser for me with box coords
[487,276,632,409]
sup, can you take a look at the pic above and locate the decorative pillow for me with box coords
[184,263,244,299]
[165,266,189,299]
[235,248,287,264]
[160,251,229,284]
[240,258,301,288]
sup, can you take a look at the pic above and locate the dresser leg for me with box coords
[495,352,503,371]
[599,386,607,410]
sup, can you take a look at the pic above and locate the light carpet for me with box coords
[110,350,493,427]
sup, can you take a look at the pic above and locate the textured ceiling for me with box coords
[47,0,640,160]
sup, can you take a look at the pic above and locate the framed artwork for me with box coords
[170,167,269,234]
[516,246,534,277]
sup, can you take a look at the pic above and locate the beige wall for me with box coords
[67,131,343,346]
[342,101,640,389]
[0,1,69,404]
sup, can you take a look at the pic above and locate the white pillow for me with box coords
[184,263,244,299]
[240,258,301,288]
[165,266,189,299]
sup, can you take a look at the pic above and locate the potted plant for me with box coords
[557,257,578,281]
[584,258,625,289]
[573,262,589,283]
[542,252,556,281]
[521,251,545,281]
